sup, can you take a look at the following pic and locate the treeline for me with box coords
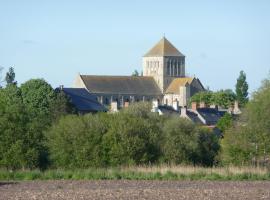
[190,70,249,108]
[0,81,220,169]
[47,103,220,168]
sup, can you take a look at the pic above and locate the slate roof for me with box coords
[157,106,203,124]
[80,75,162,96]
[166,77,194,93]
[144,37,185,57]
[158,105,179,116]
[186,110,204,125]
[196,108,226,126]
[58,88,107,112]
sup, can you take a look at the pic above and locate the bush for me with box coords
[162,117,197,164]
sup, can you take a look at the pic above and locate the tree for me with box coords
[0,66,4,88]
[216,113,233,133]
[189,91,213,105]
[235,70,249,107]
[0,85,27,169]
[47,114,109,168]
[195,127,220,166]
[50,90,76,121]
[5,67,16,85]
[221,76,270,166]
[20,79,55,122]
[19,79,58,169]
[132,70,139,76]
[190,90,236,108]
[162,118,198,164]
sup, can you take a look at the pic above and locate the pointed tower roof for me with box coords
[144,37,185,57]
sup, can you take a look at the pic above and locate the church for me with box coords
[72,37,205,108]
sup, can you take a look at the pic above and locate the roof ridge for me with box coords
[144,37,184,57]
[81,75,155,79]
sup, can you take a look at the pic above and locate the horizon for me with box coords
[0,0,270,94]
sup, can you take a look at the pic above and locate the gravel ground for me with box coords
[1,180,270,200]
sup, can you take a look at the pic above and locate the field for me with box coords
[1,166,270,199]
[1,180,270,200]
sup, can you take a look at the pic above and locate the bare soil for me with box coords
[1,180,270,200]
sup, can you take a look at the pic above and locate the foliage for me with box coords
[216,113,233,133]
[5,67,16,85]
[212,89,236,108]
[50,90,77,121]
[47,114,110,168]
[235,70,249,107]
[195,127,220,166]
[189,91,213,104]
[0,79,73,170]
[0,66,4,88]
[20,79,55,123]
[162,118,197,165]
[190,90,236,108]
[222,76,270,166]
[0,85,28,169]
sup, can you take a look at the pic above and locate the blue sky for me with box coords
[0,0,269,93]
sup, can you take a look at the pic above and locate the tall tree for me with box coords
[0,66,3,88]
[5,67,16,85]
[235,70,249,107]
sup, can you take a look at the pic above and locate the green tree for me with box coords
[195,127,220,166]
[5,67,16,85]
[47,113,110,168]
[19,79,65,169]
[212,90,236,108]
[216,113,233,133]
[20,79,55,122]
[190,91,213,105]
[222,76,270,166]
[235,70,249,107]
[162,118,198,164]
[0,85,27,169]
[0,66,3,88]
[50,90,76,121]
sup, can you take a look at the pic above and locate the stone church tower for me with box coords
[143,37,185,93]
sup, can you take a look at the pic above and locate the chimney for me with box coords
[110,101,118,112]
[124,101,129,108]
[151,99,159,112]
[200,101,206,108]
[180,106,188,118]
[59,85,64,90]
[191,102,197,111]
[233,101,241,114]
[172,100,179,111]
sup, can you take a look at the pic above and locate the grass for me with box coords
[0,166,270,181]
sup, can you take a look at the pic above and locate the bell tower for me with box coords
[143,37,185,93]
